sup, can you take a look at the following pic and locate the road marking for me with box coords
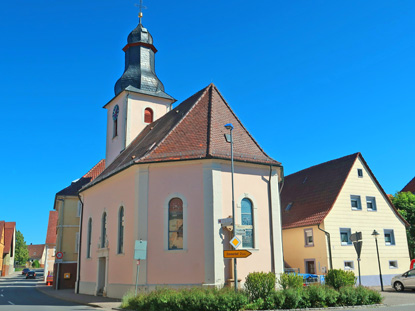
[8,301,14,305]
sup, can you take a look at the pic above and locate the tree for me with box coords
[15,230,29,266]
[392,191,415,259]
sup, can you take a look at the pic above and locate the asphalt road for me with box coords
[0,269,96,311]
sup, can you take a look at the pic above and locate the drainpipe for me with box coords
[76,193,84,294]
[268,166,275,273]
[317,223,333,271]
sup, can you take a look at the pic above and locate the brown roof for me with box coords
[45,211,58,245]
[281,153,408,229]
[3,222,16,254]
[28,244,45,260]
[86,84,280,189]
[402,176,415,193]
[56,159,105,197]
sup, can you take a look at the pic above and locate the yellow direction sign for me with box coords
[224,250,252,259]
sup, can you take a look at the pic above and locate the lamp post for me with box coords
[372,230,384,291]
[224,123,237,292]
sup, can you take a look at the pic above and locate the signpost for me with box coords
[230,236,241,249]
[56,252,63,260]
[351,231,363,285]
[134,240,147,295]
[218,218,233,226]
[224,250,252,258]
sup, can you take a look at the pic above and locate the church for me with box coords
[77,15,284,299]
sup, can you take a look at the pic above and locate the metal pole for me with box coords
[135,261,140,296]
[230,128,237,292]
[357,258,361,286]
[375,237,384,291]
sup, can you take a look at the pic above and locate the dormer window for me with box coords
[144,108,153,123]
[112,105,119,138]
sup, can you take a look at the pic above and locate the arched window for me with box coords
[168,198,183,250]
[112,104,119,138]
[101,212,107,248]
[241,198,254,248]
[118,207,124,254]
[87,218,92,258]
[144,108,153,123]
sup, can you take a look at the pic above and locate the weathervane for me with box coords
[135,0,147,25]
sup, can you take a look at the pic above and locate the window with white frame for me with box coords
[77,201,82,217]
[304,228,314,247]
[101,212,107,248]
[344,261,354,270]
[241,198,254,248]
[87,218,92,258]
[340,228,352,245]
[366,197,377,211]
[118,207,125,254]
[350,195,362,210]
[75,232,79,253]
[384,229,395,246]
[389,260,398,269]
[357,169,363,178]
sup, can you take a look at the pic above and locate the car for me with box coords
[391,269,415,291]
[26,271,36,279]
[21,268,30,275]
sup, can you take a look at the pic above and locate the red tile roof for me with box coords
[281,153,408,229]
[28,244,45,260]
[87,84,280,188]
[45,211,58,245]
[3,222,16,254]
[402,176,415,193]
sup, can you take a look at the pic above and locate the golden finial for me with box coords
[135,0,146,25]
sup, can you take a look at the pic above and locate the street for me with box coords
[0,270,96,311]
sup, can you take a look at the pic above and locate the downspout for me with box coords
[76,193,84,294]
[317,223,333,271]
[268,165,275,273]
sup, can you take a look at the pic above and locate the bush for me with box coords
[324,286,340,306]
[306,285,327,307]
[278,273,303,290]
[281,288,302,309]
[366,287,383,304]
[326,269,356,290]
[32,260,40,268]
[244,272,275,302]
[338,286,358,306]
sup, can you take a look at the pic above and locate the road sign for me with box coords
[353,241,363,258]
[235,228,246,235]
[55,259,63,263]
[218,218,233,226]
[350,232,362,242]
[224,250,252,258]
[56,252,63,260]
[230,236,241,249]
[134,240,147,260]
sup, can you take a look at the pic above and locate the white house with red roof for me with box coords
[77,18,284,298]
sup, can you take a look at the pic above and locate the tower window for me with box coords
[144,108,153,123]
[112,105,119,138]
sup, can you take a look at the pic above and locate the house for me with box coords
[27,244,46,268]
[53,159,105,289]
[281,153,410,286]
[402,177,415,194]
[76,18,284,298]
[44,211,58,283]
[2,222,16,276]
[0,222,4,276]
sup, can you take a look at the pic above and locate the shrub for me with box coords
[32,260,40,268]
[278,273,303,290]
[338,286,358,306]
[326,269,356,290]
[324,286,340,306]
[306,285,327,307]
[367,287,383,304]
[281,288,302,309]
[244,272,275,302]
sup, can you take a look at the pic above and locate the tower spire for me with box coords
[135,0,146,25]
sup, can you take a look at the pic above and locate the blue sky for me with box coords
[1,1,414,244]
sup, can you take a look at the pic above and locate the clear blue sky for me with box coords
[1,1,414,244]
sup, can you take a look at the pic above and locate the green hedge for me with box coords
[325,269,357,290]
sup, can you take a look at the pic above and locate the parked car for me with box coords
[391,269,415,291]
[26,271,36,279]
[21,268,30,275]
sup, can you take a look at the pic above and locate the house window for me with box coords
[340,228,352,245]
[350,195,362,210]
[366,197,377,211]
[344,261,354,270]
[389,260,398,269]
[75,232,79,253]
[87,218,92,258]
[304,228,314,247]
[112,104,119,138]
[357,169,363,177]
[144,108,153,123]
[305,260,316,274]
[384,229,395,246]
[101,212,107,248]
[77,201,82,217]
[118,207,125,254]
[168,198,183,250]
[241,198,254,248]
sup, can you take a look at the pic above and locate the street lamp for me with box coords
[224,123,238,292]
[372,230,384,291]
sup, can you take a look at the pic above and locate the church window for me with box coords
[241,198,254,248]
[118,207,125,254]
[144,108,153,123]
[87,218,92,258]
[101,212,107,248]
[168,198,183,250]
[112,104,119,138]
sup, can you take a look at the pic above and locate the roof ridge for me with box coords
[138,84,211,162]
[83,159,105,178]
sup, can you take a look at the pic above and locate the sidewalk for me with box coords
[36,284,121,310]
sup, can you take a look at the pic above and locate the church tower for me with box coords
[104,16,175,167]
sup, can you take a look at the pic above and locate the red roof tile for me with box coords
[28,244,45,260]
[281,153,408,229]
[88,84,280,188]
[3,222,15,254]
[402,176,415,193]
[45,211,58,245]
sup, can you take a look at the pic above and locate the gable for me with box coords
[402,176,415,193]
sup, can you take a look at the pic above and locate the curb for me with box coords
[35,285,103,308]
